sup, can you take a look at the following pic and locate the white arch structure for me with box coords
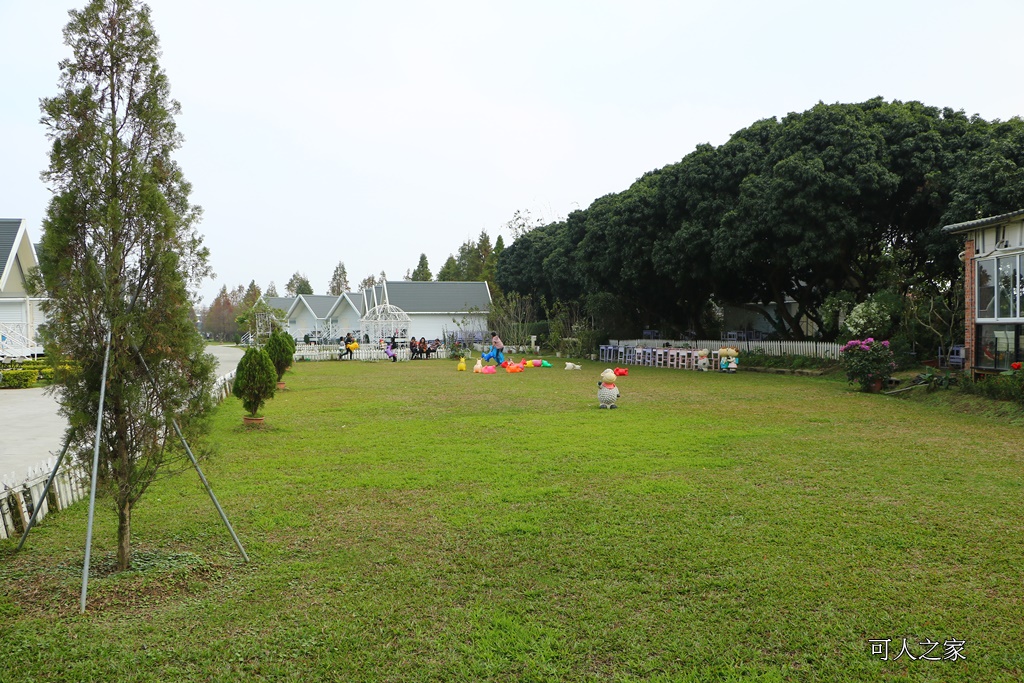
[360,282,410,344]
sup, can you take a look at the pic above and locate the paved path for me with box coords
[0,345,244,481]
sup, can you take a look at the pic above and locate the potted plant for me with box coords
[840,338,896,392]
[232,347,277,424]
[265,330,294,389]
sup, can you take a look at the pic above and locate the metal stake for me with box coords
[81,327,112,613]
[133,348,249,563]
[169,417,249,563]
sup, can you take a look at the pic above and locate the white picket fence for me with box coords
[0,457,87,540]
[609,339,843,360]
[293,343,450,362]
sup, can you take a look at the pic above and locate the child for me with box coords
[483,331,505,364]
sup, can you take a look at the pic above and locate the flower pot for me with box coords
[867,379,883,393]
[243,415,265,426]
[276,381,286,390]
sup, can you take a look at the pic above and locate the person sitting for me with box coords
[410,337,422,360]
[418,337,430,359]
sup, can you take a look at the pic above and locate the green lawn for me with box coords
[3,359,1023,682]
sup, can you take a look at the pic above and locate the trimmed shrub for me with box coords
[1,369,39,389]
[264,330,294,382]
[742,351,838,371]
[232,347,276,417]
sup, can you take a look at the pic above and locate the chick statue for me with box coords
[473,359,483,373]
[457,356,466,372]
[597,368,621,409]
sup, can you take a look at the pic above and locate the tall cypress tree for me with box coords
[32,0,215,570]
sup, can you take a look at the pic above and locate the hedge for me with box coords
[1,369,39,389]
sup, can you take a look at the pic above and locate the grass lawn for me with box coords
[2,358,1023,682]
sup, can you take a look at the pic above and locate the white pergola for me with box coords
[360,282,409,345]
[361,303,410,345]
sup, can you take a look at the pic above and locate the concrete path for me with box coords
[0,345,244,481]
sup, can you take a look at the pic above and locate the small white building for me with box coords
[0,219,46,358]
[285,294,346,342]
[360,280,491,343]
[251,281,491,345]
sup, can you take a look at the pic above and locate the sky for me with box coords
[3,0,1024,305]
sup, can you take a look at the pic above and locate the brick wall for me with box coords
[964,237,975,374]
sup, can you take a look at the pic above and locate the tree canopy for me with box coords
[409,254,432,281]
[495,98,1024,342]
[285,271,313,296]
[328,261,350,295]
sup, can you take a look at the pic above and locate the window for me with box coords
[975,324,1021,370]
[997,256,1018,318]
[977,259,995,319]
[1018,256,1024,314]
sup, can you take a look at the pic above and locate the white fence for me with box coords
[609,339,843,360]
[1,458,86,540]
[213,370,235,402]
[293,343,450,362]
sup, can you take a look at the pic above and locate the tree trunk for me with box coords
[117,496,132,571]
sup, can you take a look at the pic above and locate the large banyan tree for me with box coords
[497,98,1024,342]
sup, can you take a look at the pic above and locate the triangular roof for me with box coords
[292,294,339,320]
[0,219,39,293]
[326,292,362,318]
[262,295,296,313]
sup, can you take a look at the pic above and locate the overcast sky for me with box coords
[3,0,1024,304]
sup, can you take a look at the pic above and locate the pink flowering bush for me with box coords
[840,338,896,391]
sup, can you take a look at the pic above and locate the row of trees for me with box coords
[281,266,383,296]
[205,229,508,318]
[495,98,1024,346]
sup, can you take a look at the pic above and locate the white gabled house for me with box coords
[285,294,343,342]
[360,280,491,343]
[246,281,491,345]
[325,292,363,339]
[0,219,46,358]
